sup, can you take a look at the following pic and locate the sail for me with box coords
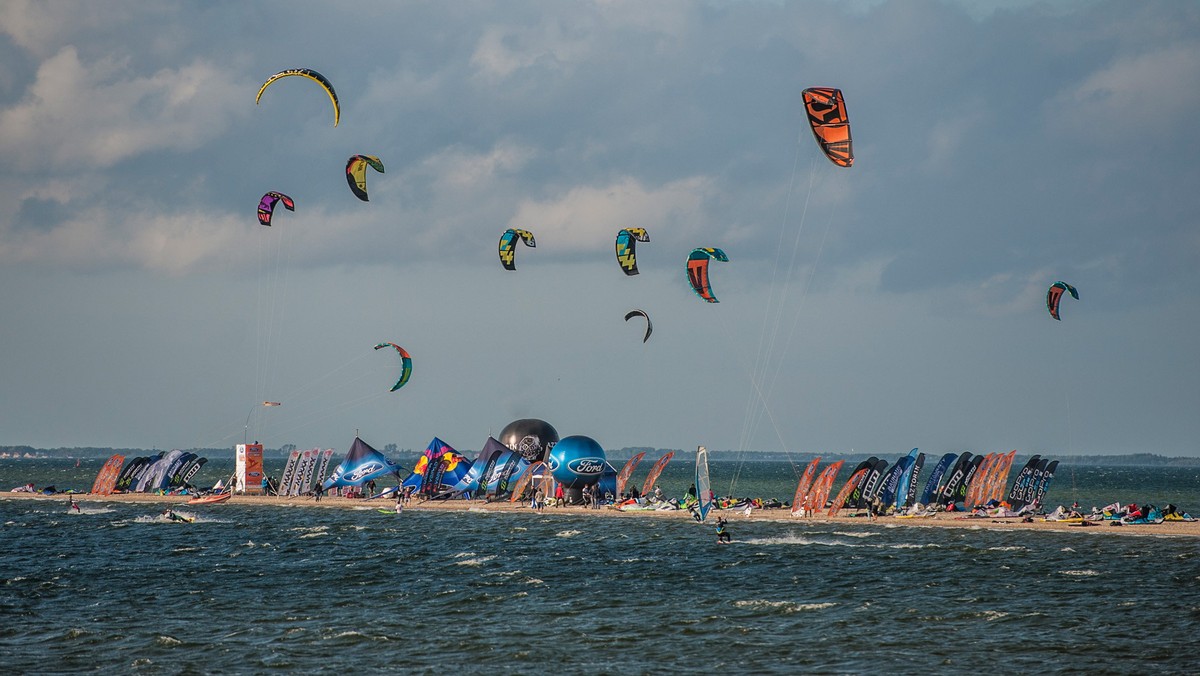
[790,457,822,516]
[986,451,1017,503]
[442,437,511,499]
[404,438,472,497]
[322,437,404,490]
[640,452,674,497]
[893,449,921,510]
[1007,455,1042,508]
[918,453,958,507]
[508,461,545,502]
[848,457,881,508]
[807,460,845,513]
[828,467,868,516]
[964,453,997,509]
[614,451,647,498]
[1032,460,1059,505]
[89,454,125,495]
[695,446,713,522]
[938,453,974,506]
[877,456,911,508]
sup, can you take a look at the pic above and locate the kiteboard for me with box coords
[377,509,401,515]
[187,492,231,505]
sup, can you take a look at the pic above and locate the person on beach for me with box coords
[554,483,564,507]
[532,488,544,512]
[314,484,324,502]
[716,516,731,543]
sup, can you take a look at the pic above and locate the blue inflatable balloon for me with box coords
[547,435,607,489]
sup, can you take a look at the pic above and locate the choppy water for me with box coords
[2,458,1199,673]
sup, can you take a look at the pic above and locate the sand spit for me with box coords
[6,491,1199,538]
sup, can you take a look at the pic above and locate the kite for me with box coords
[256,68,341,127]
[345,155,385,201]
[1046,281,1079,321]
[686,248,729,303]
[373,342,413,392]
[615,227,650,275]
[624,309,653,343]
[257,192,294,226]
[802,87,853,167]
[498,228,536,270]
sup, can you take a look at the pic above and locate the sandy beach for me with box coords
[8,490,1199,537]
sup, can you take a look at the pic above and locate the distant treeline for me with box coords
[4,446,1199,467]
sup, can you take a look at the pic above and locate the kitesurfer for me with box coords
[161,508,186,523]
[68,496,79,512]
[716,517,731,543]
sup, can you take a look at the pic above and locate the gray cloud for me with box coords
[0,1,1196,455]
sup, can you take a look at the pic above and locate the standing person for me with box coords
[716,516,731,543]
[534,488,545,512]
[314,483,324,502]
[554,483,564,508]
[394,491,404,513]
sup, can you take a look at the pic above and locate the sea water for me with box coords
[1,458,1198,673]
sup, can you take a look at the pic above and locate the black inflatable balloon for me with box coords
[499,418,560,462]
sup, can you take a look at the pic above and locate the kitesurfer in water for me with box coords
[68,496,79,512]
[716,516,731,543]
[161,508,186,523]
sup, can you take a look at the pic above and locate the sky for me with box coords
[0,0,1197,457]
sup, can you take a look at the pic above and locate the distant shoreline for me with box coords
[6,491,1198,538]
[4,449,1200,467]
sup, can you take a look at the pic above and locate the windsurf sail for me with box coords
[901,452,926,510]
[807,460,845,513]
[828,467,868,516]
[938,453,974,506]
[695,446,713,522]
[919,452,958,507]
[1007,455,1042,508]
[790,457,822,516]
[614,451,647,498]
[1023,458,1051,506]
[985,450,1017,504]
[891,449,920,510]
[848,457,881,508]
[508,461,545,502]
[640,452,674,497]
[877,456,911,508]
[964,453,997,509]
[1032,459,1059,505]
[89,454,125,495]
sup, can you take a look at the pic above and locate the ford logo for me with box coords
[567,458,604,475]
[346,462,384,482]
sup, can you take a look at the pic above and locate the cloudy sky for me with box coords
[1,0,1197,458]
